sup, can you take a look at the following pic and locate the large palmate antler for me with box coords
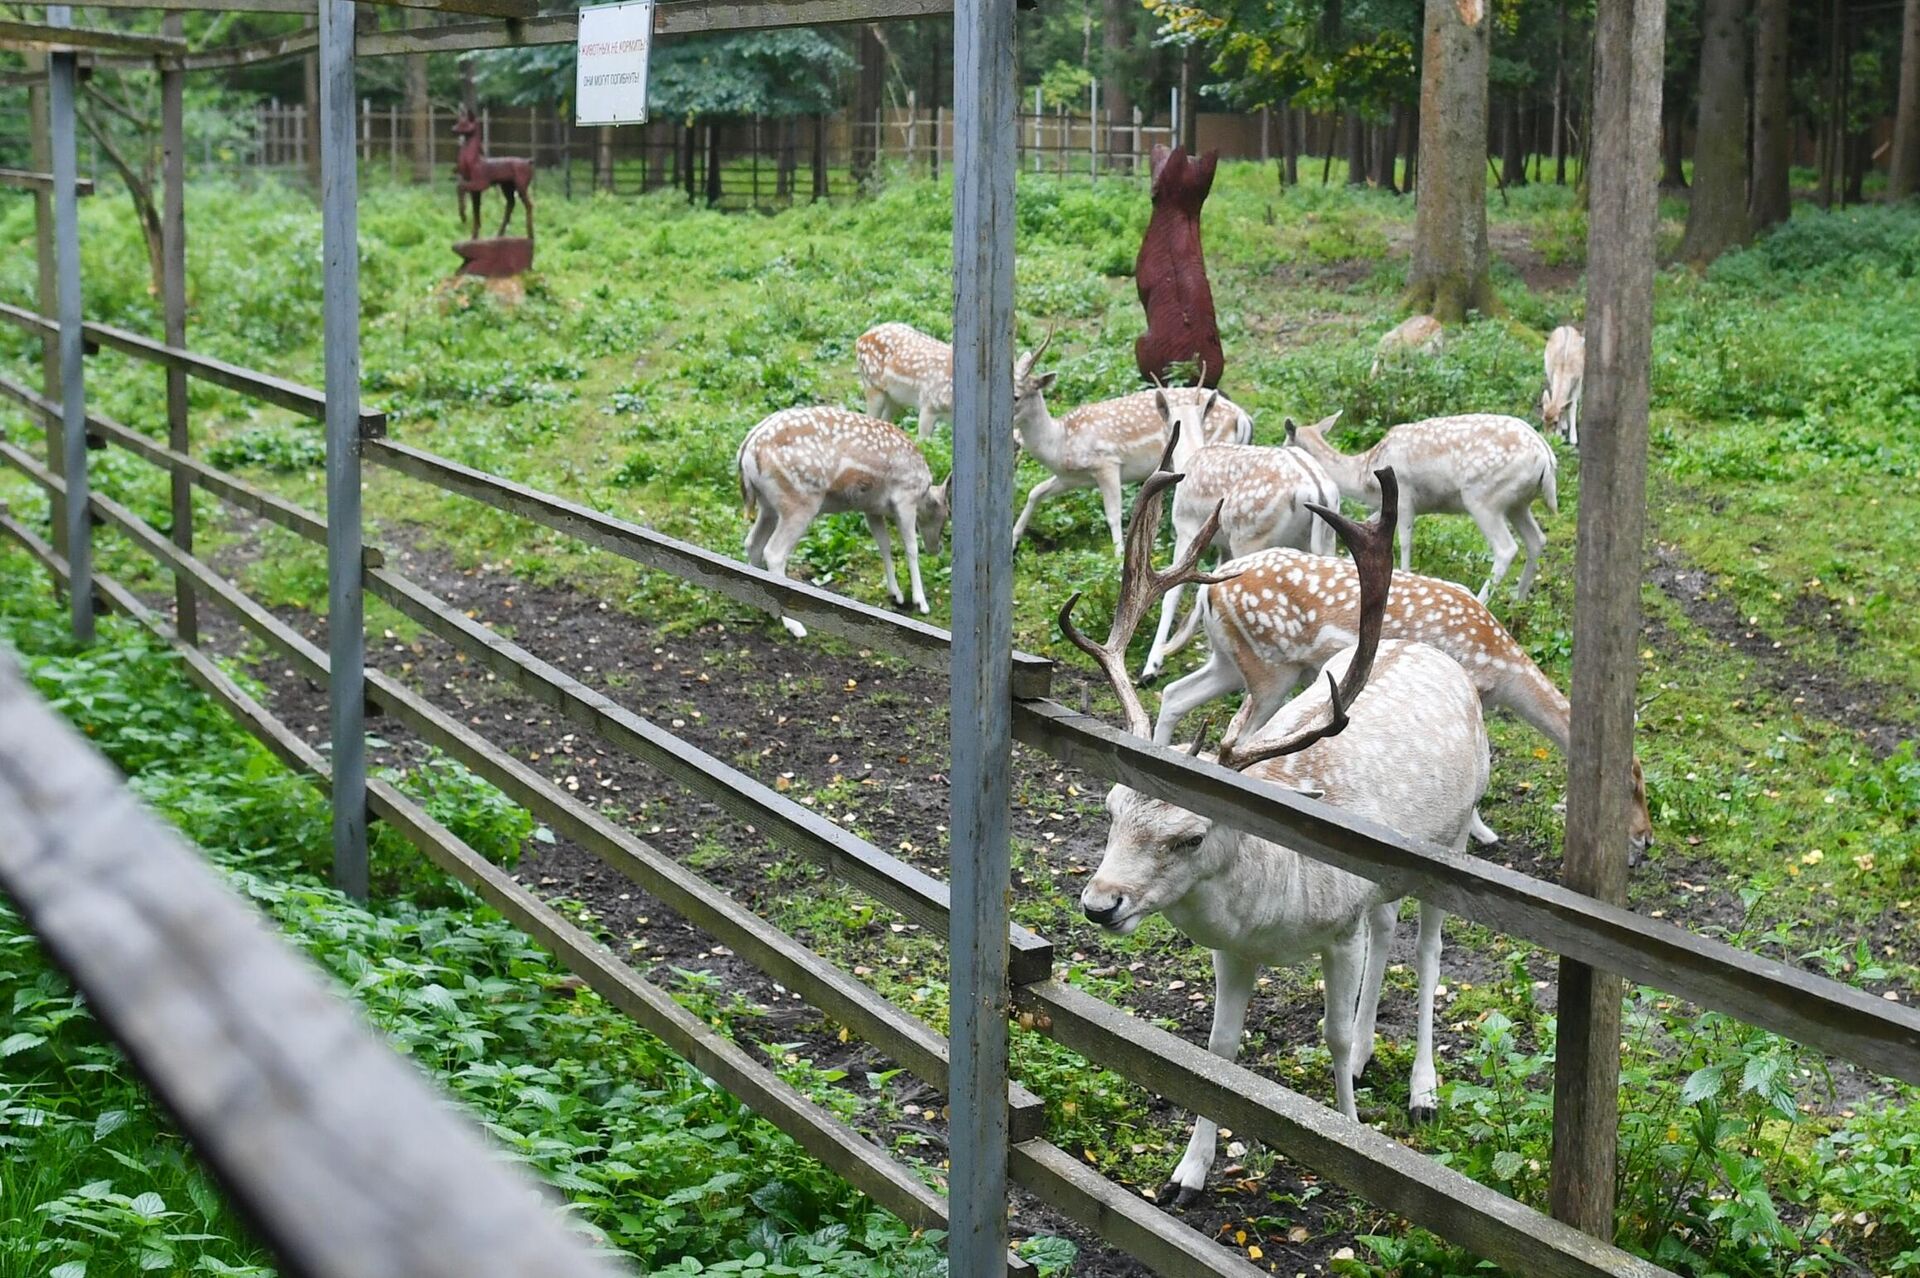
[1060,423,1239,737]
[1216,467,1399,771]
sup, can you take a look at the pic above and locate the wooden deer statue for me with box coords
[454,107,535,241]
[1134,144,1225,388]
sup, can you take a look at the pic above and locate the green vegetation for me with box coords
[2,165,1918,1276]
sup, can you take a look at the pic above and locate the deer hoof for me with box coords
[1409,1104,1438,1125]
[781,616,808,640]
[1159,1180,1207,1209]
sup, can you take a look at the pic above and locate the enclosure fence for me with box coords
[4,4,1920,1278]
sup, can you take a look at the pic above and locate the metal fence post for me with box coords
[949,0,1016,1270]
[162,14,194,643]
[48,6,91,644]
[319,0,368,899]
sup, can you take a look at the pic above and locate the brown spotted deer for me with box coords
[1011,330,1251,554]
[736,406,948,638]
[1149,546,1655,859]
[1061,458,1488,1204]
[1369,314,1443,377]
[1288,413,1558,603]
[1540,325,1584,447]
[855,323,954,440]
[1136,414,1342,681]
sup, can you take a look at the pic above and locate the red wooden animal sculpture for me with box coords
[453,107,535,241]
[1134,144,1225,389]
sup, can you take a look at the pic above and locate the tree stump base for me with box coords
[452,237,534,278]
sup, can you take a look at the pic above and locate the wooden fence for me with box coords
[4,297,1919,1277]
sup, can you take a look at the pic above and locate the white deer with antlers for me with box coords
[1011,330,1251,555]
[1061,441,1489,1205]
[1136,411,1342,681]
[736,406,948,638]
[1287,413,1558,604]
[855,322,954,441]
[1540,325,1584,448]
[1146,546,1656,860]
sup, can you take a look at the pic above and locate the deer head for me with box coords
[453,107,478,137]
[919,480,951,554]
[1066,456,1400,934]
[1012,321,1059,435]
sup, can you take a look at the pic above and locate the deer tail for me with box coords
[736,433,758,520]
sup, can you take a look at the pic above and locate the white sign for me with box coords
[575,0,655,127]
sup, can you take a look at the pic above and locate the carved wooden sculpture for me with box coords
[1134,144,1225,388]
[454,107,535,241]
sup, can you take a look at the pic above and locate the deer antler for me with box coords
[1059,422,1239,737]
[1218,467,1399,770]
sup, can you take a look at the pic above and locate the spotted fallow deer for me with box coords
[1540,325,1585,448]
[1061,453,1488,1204]
[1148,546,1656,859]
[1287,413,1558,604]
[1369,314,1443,377]
[1135,413,1342,682]
[736,406,949,638]
[855,323,954,440]
[1010,330,1251,554]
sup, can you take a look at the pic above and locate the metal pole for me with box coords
[48,7,91,645]
[949,0,1015,1267]
[162,13,194,644]
[319,0,368,899]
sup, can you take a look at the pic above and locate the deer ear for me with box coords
[1282,417,1298,441]
[1314,411,1342,432]
[1154,389,1172,424]
[1202,389,1221,418]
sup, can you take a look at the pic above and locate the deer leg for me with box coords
[1094,465,1127,557]
[1469,810,1501,844]
[497,188,515,238]
[1011,475,1065,546]
[1349,900,1398,1090]
[1141,523,1202,681]
[469,191,481,242]
[1323,928,1366,1121]
[1409,900,1446,1121]
[1394,493,1416,572]
[1215,664,1308,754]
[1565,391,1580,449]
[1511,504,1546,601]
[864,512,903,606]
[521,184,535,239]
[744,505,777,568]
[1470,503,1520,604]
[1152,647,1247,746]
[762,506,818,639]
[1164,949,1257,1207]
[893,499,929,614]
[864,388,893,421]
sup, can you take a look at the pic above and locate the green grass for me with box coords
[3,166,1919,1277]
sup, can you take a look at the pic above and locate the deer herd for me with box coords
[733,313,1611,1202]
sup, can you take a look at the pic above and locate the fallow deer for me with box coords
[1369,314,1443,377]
[855,323,954,440]
[1011,330,1251,554]
[1287,413,1558,603]
[1540,325,1585,447]
[1149,546,1656,859]
[1135,413,1342,682]
[1061,448,1489,1204]
[736,406,948,638]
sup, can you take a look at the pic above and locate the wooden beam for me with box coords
[0,167,96,195]
[1010,699,1920,1086]
[0,667,630,1278]
[1020,982,1673,1278]
[0,18,187,54]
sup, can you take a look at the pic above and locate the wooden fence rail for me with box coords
[7,307,1918,1276]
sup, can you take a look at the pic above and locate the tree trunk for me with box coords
[1820,0,1844,208]
[405,10,431,184]
[705,125,722,206]
[597,126,615,193]
[1406,0,1496,321]
[812,113,828,201]
[1893,0,1920,198]
[1180,45,1200,152]
[1553,4,1568,185]
[1845,128,1868,203]
[1680,0,1753,265]
[1344,112,1367,184]
[1660,104,1689,188]
[1102,0,1132,163]
[1749,0,1791,225]
[853,25,884,182]
[1502,95,1529,186]
[1283,106,1301,184]
[1375,107,1402,191]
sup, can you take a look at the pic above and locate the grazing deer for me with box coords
[736,407,948,638]
[1149,546,1656,860]
[1011,330,1251,554]
[855,323,954,440]
[1540,325,1585,447]
[1287,413,1558,603]
[1135,414,1342,681]
[1061,453,1488,1204]
[1369,314,1443,377]
[453,107,535,241]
